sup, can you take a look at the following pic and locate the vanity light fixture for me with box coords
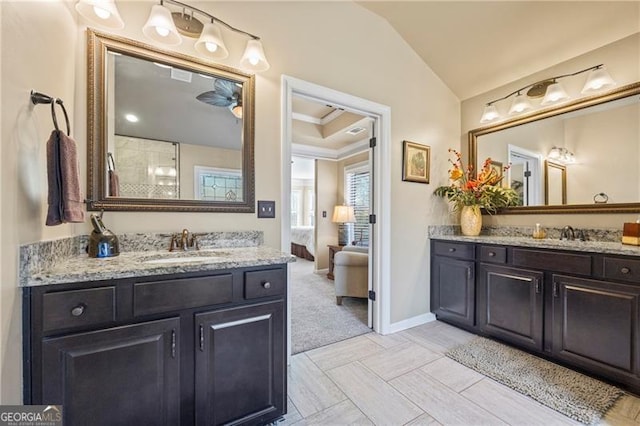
[548,146,575,164]
[480,64,615,124]
[75,0,270,72]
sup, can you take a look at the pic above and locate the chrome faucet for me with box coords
[560,226,575,241]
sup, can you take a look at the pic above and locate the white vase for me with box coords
[460,205,482,236]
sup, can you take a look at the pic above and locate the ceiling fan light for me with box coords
[508,93,532,115]
[195,22,229,59]
[480,104,500,123]
[581,66,616,94]
[230,103,243,119]
[143,4,182,46]
[240,39,270,73]
[75,0,124,29]
[541,82,570,106]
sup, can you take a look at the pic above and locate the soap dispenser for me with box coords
[88,213,120,258]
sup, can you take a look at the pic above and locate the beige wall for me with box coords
[314,160,338,271]
[461,33,640,228]
[1,1,460,402]
[180,144,242,199]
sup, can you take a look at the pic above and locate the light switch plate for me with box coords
[257,200,276,218]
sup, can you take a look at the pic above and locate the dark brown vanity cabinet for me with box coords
[430,238,640,394]
[24,265,288,426]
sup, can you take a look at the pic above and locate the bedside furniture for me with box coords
[327,244,344,280]
[334,246,369,304]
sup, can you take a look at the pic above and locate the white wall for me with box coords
[0,1,460,402]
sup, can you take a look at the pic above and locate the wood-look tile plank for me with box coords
[361,342,441,381]
[462,378,581,426]
[365,331,409,348]
[327,361,423,425]
[420,356,483,392]
[605,394,640,421]
[600,410,640,426]
[292,400,373,426]
[306,335,385,371]
[404,413,442,426]
[288,353,347,417]
[400,321,475,354]
[279,397,303,425]
[390,368,507,425]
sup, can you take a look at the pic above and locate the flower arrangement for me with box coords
[434,149,519,214]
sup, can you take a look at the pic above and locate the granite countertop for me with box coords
[431,234,640,257]
[23,246,295,287]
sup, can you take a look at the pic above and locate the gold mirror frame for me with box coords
[86,29,255,212]
[469,81,640,214]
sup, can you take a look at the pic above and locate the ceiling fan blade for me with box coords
[196,91,233,107]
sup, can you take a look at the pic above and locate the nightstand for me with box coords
[327,244,344,280]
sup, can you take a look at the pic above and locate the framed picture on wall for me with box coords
[402,141,430,184]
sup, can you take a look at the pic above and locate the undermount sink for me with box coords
[143,256,220,265]
[142,250,230,265]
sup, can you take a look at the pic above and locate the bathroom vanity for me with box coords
[430,234,640,394]
[21,239,292,426]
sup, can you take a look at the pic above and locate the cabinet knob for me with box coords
[488,251,496,257]
[70,304,86,317]
[448,248,456,252]
[621,267,631,275]
[263,281,271,289]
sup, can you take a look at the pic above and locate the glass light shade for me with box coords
[240,39,270,72]
[229,103,243,119]
[142,4,181,46]
[75,0,124,29]
[331,205,356,223]
[541,82,570,105]
[581,66,616,94]
[508,93,533,115]
[480,104,500,123]
[194,22,229,59]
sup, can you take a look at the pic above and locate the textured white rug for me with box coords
[290,258,370,354]
[446,337,624,425]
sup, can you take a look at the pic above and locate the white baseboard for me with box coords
[383,312,436,335]
[315,268,328,275]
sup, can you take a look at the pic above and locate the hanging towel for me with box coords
[46,130,85,225]
[107,152,120,197]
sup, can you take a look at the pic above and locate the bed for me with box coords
[291,226,315,260]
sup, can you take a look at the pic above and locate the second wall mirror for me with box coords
[86,29,255,212]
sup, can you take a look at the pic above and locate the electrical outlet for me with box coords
[257,200,276,218]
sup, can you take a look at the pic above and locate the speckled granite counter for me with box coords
[428,226,640,258]
[20,231,294,287]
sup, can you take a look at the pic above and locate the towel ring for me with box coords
[50,98,70,136]
[593,192,609,203]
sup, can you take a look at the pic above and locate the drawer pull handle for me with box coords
[448,248,456,252]
[263,281,271,289]
[70,304,86,317]
[488,252,496,257]
[621,267,631,274]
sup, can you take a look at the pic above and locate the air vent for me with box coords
[346,127,366,136]
[171,68,192,83]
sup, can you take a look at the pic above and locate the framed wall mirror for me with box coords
[86,29,255,212]
[469,81,640,214]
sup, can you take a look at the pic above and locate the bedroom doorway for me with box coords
[282,76,392,359]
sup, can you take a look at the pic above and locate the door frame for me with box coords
[281,76,392,359]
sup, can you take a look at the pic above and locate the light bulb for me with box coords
[155,26,170,37]
[205,42,218,53]
[93,6,111,19]
[249,56,259,66]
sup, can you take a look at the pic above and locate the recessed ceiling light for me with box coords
[199,73,213,79]
[153,62,172,69]
[125,114,139,123]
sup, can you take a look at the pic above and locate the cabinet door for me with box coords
[552,275,640,382]
[431,256,475,328]
[195,300,285,426]
[478,264,544,351]
[41,317,180,426]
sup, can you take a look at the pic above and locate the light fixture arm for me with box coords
[160,0,260,40]
[484,64,604,106]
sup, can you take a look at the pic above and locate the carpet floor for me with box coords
[290,258,370,354]
[446,336,624,425]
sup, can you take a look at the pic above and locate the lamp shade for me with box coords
[332,205,356,223]
[581,66,616,94]
[75,0,124,29]
[480,104,499,123]
[541,81,570,105]
[194,22,229,59]
[142,4,181,46]
[508,93,532,115]
[240,39,270,72]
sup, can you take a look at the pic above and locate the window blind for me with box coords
[345,168,370,246]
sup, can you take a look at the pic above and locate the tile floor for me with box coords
[282,321,640,426]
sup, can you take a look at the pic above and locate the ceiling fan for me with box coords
[196,78,243,119]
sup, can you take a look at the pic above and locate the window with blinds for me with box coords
[345,163,370,246]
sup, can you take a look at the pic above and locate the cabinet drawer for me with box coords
[42,287,116,332]
[245,269,286,300]
[134,274,233,316]
[512,248,591,275]
[479,246,506,264]
[603,257,640,284]
[433,241,475,260]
